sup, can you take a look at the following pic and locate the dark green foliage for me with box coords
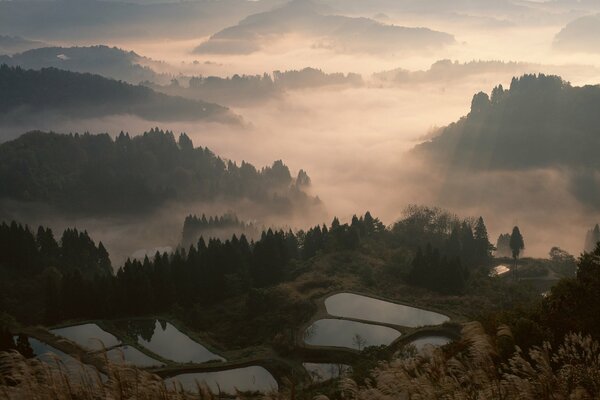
[0,64,230,122]
[417,74,589,170]
[408,245,466,294]
[0,222,111,324]
[0,129,314,214]
[415,74,600,208]
[540,243,600,341]
[395,206,493,294]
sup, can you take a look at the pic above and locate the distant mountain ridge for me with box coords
[0,35,47,55]
[0,45,166,84]
[0,65,236,127]
[195,0,454,54]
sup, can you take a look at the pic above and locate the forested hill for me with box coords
[0,65,235,123]
[0,46,163,84]
[414,74,600,170]
[0,129,317,214]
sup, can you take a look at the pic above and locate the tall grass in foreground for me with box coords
[0,350,215,399]
[2,323,600,399]
[331,322,600,400]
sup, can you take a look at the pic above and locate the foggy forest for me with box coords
[2,0,600,399]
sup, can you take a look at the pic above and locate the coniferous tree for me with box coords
[510,226,525,279]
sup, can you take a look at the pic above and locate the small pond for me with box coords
[407,335,452,352]
[325,293,449,327]
[106,345,164,368]
[303,362,352,383]
[166,366,278,394]
[122,319,225,363]
[50,323,120,351]
[304,319,401,350]
[490,265,510,277]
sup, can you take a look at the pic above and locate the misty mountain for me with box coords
[0,129,318,214]
[0,35,47,55]
[321,0,525,16]
[194,0,455,55]
[0,65,235,127]
[147,68,363,105]
[554,14,600,54]
[372,59,600,86]
[374,60,542,84]
[0,46,166,84]
[0,0,283,40]
[414,74,600,208]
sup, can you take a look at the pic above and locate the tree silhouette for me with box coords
[509,226,525,279]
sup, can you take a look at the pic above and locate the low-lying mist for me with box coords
[5,73,598,260]
[4,5,600,261]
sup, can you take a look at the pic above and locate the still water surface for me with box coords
[167,366,277,394]
[325,293,449,327]
[304,318,401,350]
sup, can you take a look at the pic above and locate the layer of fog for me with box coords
[4,1,600,260]
[8,71,600,259]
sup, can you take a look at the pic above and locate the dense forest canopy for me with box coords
[415,74,600,170]
[0,207,494,328]
[414,74,600,209]
[0,65,234,125]
[0,129,317,214]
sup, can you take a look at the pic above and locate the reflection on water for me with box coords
[167,366,278,394]
[106,345,164,367]
[123,319,225,363]
[325,293,449,327]
[18,336,104,383]
[50,323,120,351]
[303,362,352,383]
[304,318,401,350]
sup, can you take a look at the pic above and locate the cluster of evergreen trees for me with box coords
[0,221,111,277]
[181,213,260,247]
[0,212,384,326]
[392,207,493,294]
[0,129,316,213]
[0,222,111,325]
[0,208,496,332]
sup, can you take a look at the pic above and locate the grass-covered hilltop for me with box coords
[2,203,599,398]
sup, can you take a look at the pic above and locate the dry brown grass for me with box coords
[3,323,600,400]
[327,322,600,400]
[0,350,215,400]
